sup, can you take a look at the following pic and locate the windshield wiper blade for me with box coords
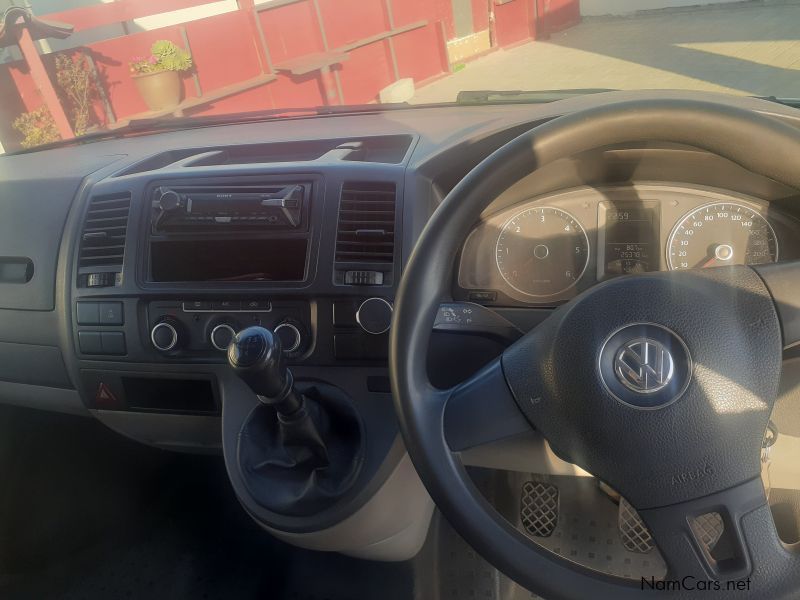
[755,96,800,109]
[456,89,617,105]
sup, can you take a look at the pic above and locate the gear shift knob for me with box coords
[228,326,302,415]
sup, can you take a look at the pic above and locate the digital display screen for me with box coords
[599,201,660,278]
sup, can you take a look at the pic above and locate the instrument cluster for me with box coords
[457,184,797,306]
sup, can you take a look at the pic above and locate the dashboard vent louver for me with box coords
[78,193,131,269]
[335,182,396,265]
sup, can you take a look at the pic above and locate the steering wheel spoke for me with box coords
[638,478,795,585]
[754,260,800,349]
[442,358,532,453]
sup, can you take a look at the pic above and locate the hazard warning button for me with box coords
[94,382,119,407]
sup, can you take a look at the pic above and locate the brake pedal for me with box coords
[618,497,655,553]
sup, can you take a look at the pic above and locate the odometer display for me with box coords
[667,202,778,270]
[495,207,590,297]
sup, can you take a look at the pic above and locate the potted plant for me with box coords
[129,40,193,111]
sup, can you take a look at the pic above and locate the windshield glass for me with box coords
[1,0,797,153]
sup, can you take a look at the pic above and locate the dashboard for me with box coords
[4,89,800,554]
[457,184,799,306]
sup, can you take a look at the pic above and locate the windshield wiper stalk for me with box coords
[456,89,617,105]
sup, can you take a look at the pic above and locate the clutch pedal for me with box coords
[520,481,559,538]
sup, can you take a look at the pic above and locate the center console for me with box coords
[63,136,430,561]
[143,181,313,357]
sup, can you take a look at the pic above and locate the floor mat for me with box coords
[0,405,413,600]
[413,511,540,600]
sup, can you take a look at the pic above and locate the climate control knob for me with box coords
[274,321,302,354]
[151,318,182,352]
[210,323,238,352]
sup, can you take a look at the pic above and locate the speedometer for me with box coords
[666,202,778,270]
[496,206,589,297]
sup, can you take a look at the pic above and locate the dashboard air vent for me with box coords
[335,182,396,266]
[78,193,131,270]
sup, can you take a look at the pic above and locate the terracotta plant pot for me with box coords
[132,70,182,111]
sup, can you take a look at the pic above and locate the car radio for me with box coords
[146,179,315,284]
[151,183,309,232]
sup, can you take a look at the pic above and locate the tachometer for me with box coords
[667,202,778,270]
[495,206,589,297]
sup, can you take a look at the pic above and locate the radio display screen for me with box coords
[598,201,660,278]
[150,238,307,283]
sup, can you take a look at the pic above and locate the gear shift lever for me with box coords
[228,326,303,415]
[227,325,364,517]
[229,326,328,466]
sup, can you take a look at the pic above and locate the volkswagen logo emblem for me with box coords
[598,323,692,410]
[614,338,674,393]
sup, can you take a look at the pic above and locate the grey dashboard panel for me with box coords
[0,341,71,388]
[0,380,85,416]
[0,179,81,311]
[0,154,124,312]
[0,155,124,402]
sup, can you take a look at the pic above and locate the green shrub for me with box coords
[130,40,193,74]
[12,106,61,149]
[55,53,97,136]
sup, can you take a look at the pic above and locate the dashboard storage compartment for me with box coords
[81,370,219,414]
[121,377,217,414]
[150,238,307,283]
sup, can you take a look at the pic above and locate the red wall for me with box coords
[259,1,325,65]
[0,0,579,150]
[494,0,535,47]
[539,0,581,34]
[472,0,490,32]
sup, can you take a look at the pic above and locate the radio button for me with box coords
[101,332,126,355]
[99,302,124,325]
[333,301,358,328]
[77,302,100,325]
[184,300,212,311]
[79,331,103,354]
[242,300,270,311]
[212,300,240,311]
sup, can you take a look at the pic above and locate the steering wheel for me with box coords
[390,99,800,599]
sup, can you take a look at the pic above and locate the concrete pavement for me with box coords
[412,0,800,103]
